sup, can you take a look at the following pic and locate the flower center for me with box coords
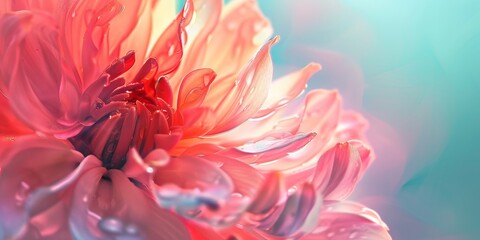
[69,53,176,169]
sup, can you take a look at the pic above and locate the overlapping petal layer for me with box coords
[0,0,390,239]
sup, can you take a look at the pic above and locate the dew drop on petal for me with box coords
[124,223,139,235]
[15,181,30,206]
[98,217,124,234]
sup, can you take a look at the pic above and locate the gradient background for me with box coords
[255,0,480,239]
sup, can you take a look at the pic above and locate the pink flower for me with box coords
[0,0,391,239]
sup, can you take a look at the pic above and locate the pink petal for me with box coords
[0,95,32,136]
[254,63,321,118]
[312,142,362,200]
[334,110,369,142]
[202,154,264,199]
[154,156,233,211]
[68,167,107,239]
[109,170,191,239]
[177,68,216,110]
[265,183,322,238]
[26,155,102,238]
[208,37,278,134]
[0,136,83,239]
[304,201,391,240]
[349,140,375,178]
[224,132,317,163]
[0,1,57,14]
[61,0,144,88]
[247,172,285,215]
[0,12,83,137]
[72,167,189,239]
[255,90,341,176]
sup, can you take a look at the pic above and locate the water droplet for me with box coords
[231,192,243,198]
[98,217,124,234]
[349,232,358,239]
[15,182,30,206]
[146,166,154,174]
[327,232,335,238]
[124,223,138,235]
[287,186,297,195]
[71,11,76,18]
[168,45,175,56]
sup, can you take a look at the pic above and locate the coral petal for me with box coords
[255,63,321,118]
[177,68,217,110]
[209,37,278,134]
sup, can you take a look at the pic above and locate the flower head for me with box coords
[0,0,391,239]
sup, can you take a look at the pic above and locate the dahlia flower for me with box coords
[0,0,391,239]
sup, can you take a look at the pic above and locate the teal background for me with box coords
[257,0,480,239]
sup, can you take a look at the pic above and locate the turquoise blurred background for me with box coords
[256,0,480,239]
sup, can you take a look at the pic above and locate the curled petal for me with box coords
[349,140,375,178]
[0,12,83,137]
[265,183,322,238]
[227,132,316,163]
[156,76,174,106]
[177,68,216,110]
[255,63,321,118]
[69,168,191,240]
[202,154,264,199]
[312,142,362,200]
[209,37,278,134]
[62,0,144,87]
[304,201,391,240]
[256,90,341,178]
[170,0,222,94]
[0,136,83,239]
[247,172,285,215]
